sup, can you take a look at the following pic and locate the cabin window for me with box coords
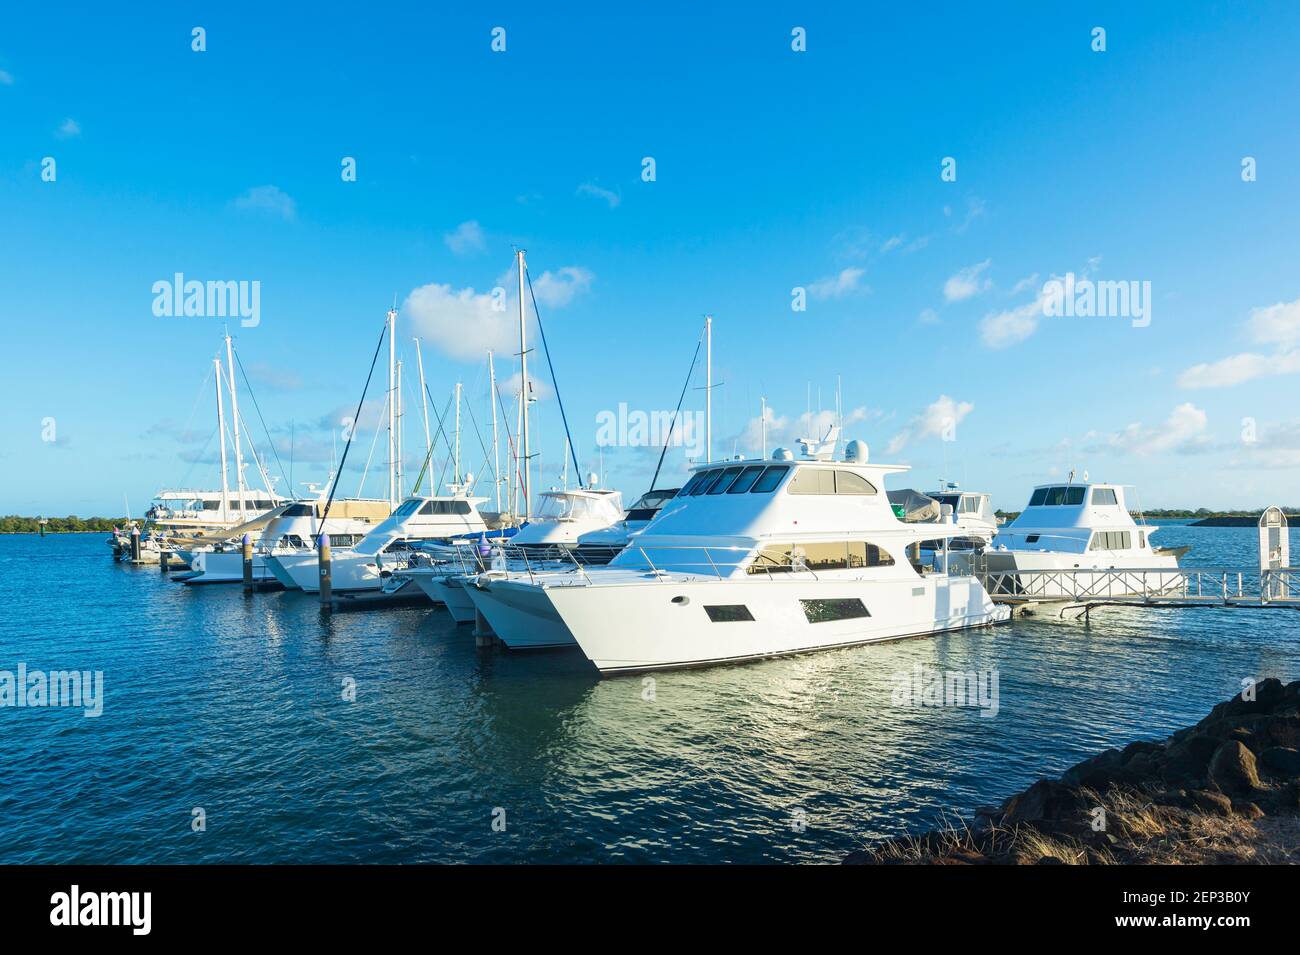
[1090,531,1131,550]
[1025,534,1041,544]
[959,495,980,513]
[726,465,766,494]
[1029,488,1049,506]
[800,597,870,624]
[1091,488,1118,506]
[749,465,789,493]
[690,469,725,496]
[282,503,316,518]
[834,470,878,495]
[787,467,836,495]
[704,604,755,622]
[748,541,894,574]
[677,473,710,497]
[1139,531,1146,548]
[707,466,746,495]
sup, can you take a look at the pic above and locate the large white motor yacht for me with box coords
[461,434,1010,671]
[978,481,1185,601]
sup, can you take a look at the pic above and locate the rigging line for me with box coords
[650,333,704,492]
[319,317,389,534]
[524,267,585,489]
[430,395,456,496]
[493,376,523,505]
[233,349,291,493]
[356,390,389,499]
[459,391,495,494]
[416,389,462,496]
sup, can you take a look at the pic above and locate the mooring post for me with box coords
[242,533,254,593]
[159,547,170,572]
[130,526,141,563]
[474,607,495,648]
[318,534,332,612]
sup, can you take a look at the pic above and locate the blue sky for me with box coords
[2,2,1299,516]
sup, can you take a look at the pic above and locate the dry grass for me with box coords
[856,787,1299,865]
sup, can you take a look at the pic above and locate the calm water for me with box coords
[1,523,1297,864]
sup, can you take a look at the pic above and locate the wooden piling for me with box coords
[318,534,332,612]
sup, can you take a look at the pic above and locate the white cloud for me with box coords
[917,308,940,325]
[809,267,866,301]
[530,266,594,308]
[943,259,992,302]
[56,118,80,138]
[879,235,903,253]
[980,297,1043,349]
[1103,403,1209,455]
[402,265,593,362]
[1178,296,1300,388]
[443,220,486,255]
[233,185,296,221]
[1247,298,1300,348]
[886,395,973,454]
[1010,273,1039,295]
[577,182,621,208]
[1178,351,1300,389]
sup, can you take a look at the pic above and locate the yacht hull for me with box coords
[181,550,276,584]
[269,550,383,594]
[405,573,479,623]
[475,574,1006,669]
[465,577,579,648]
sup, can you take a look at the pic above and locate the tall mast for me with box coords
[705,315,713,464]
[387,307,397,507]
[213,357,231,524]
[395,359,404,499]
[224,331,247,521]
[414,337,432,461]
[517,249,531,520]
[454,381,462,485]
[488,351,501,515]
[760,395,767,460]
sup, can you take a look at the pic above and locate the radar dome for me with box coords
[772,447,795,461]
[843,439,869,463]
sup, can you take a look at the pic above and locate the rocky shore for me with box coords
[846,678,1300,864]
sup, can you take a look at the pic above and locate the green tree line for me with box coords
[0,515,129,533]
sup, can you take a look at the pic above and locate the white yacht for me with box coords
[888,484,998,552]
[268,492,488,594]
[978,481,1185,601]
[396,485,677,623]
[461,434,1010,670]
[176,499,391,585]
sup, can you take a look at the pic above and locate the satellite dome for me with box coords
[772,447,795,461]
[843,439,869,463]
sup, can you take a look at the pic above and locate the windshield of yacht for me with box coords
[1028,486,1086,507]
[352,499,421,555]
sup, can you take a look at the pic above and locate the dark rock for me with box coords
[1036,855,1066,865]
[1208,740,1262,793]
[1190,789,1233,817]
[1259,746,1300,777]
[1125,752,1161,778]
[1162,734,1220,784]
[1226,727,1258,751]
[1001,780,1087,825]
[1062,749,1143,790]
[1120,740,1164,763]
[1231,800,1265,821]
[1255,677,1286,708]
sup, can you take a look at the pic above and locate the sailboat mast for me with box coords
[224,332,247,521]
[517,249,531,521]
[760,395,767,460]
[395,359,404,499]
[488,350,501,515]
[705,315,712,464]
[213,357,231,524]
[454,381,462,486]
[414,338,432,460]
[387,307,397,507]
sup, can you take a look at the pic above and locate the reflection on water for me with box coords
[0,522,1296,863]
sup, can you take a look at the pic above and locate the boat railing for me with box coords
[974,564,1300,604]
